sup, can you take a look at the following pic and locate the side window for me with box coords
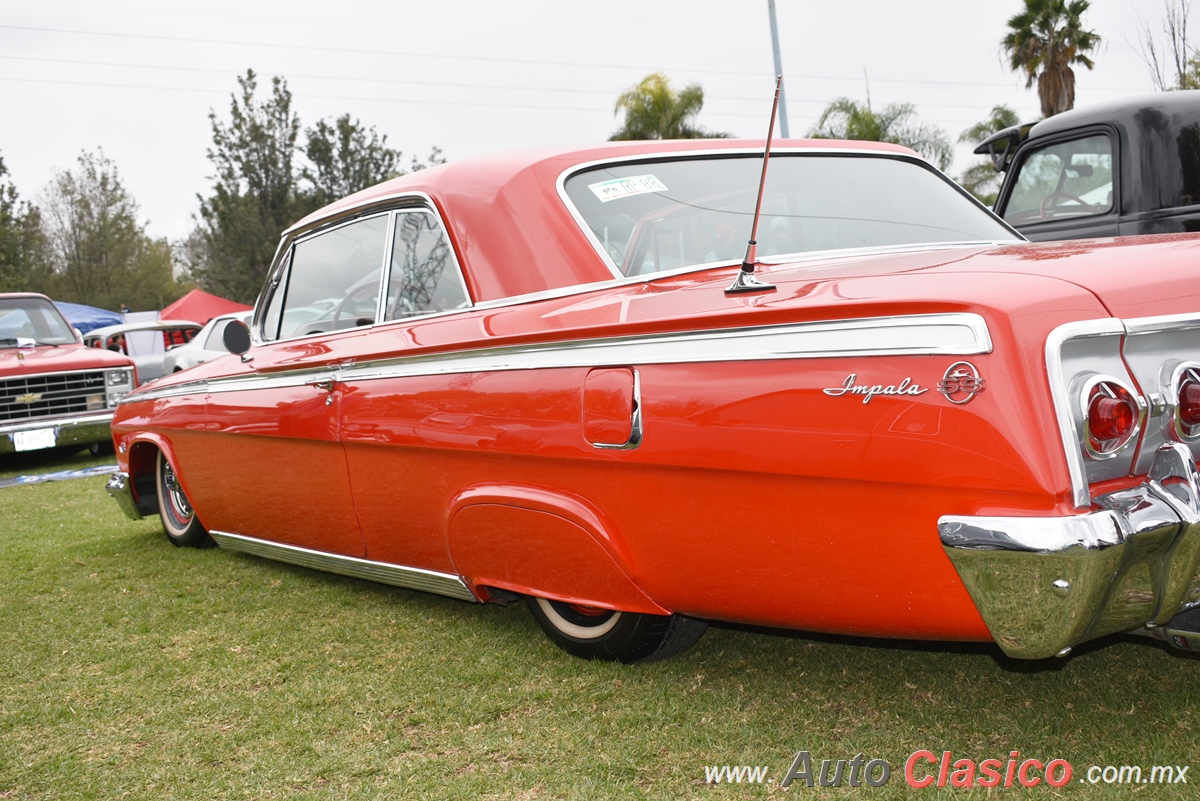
[1003,134,1114,225]
[382,210,469,321]
[274,215,389,340]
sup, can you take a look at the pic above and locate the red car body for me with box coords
[106,139,1200,662]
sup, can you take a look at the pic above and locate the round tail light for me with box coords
[1083,379,1141,458]
[1172,365,1200,439]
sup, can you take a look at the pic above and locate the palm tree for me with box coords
[609,72,730,141]
[1002,0,1100,118]
[807,97,953,170]
[957,105,1022,204]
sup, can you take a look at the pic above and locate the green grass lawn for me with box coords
[2,451,1199,799]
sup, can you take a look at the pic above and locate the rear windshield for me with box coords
[0,297,78,346]
[563,153,1018,277]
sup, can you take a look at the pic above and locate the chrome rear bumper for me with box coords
[105,471,144,521]
[940,443,1200,659]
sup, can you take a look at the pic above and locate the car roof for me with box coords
[283,139,925,303]
[1027,90,1200,140]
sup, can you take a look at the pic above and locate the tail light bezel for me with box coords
[1168,362,1200,441]
[1076,374,1146,460]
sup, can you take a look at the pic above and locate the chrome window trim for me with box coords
[378,208,473,325]
[254,192,473,346]
[1046,318,1126,509]
[248,155,1018,347]
[209,530,478,603]
[252,238,291,342]
[124,312,993,403]
[555,147,1023,280]
[376,209,399,326]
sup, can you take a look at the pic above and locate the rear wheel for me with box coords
[526,596,707,663]
[155,451,213,548]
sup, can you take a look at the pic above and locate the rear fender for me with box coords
[446,484,668,615]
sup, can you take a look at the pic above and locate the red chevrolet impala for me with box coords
[106,139,1200,662]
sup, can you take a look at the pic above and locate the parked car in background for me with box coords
[976,90,1200,241]
[163,312,254,374]
[106,138,1200,663]
[84,320,201,385]
[1,293,135,455]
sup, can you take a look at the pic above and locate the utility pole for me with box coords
[767,0,790,138]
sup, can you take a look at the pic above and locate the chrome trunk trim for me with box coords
[209,531,479,603]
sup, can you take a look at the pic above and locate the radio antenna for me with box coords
[726,74,782,295]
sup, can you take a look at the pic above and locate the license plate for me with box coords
[13,427,57,452]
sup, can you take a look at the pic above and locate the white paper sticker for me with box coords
[13,427,57,452]
[588,175,668,202]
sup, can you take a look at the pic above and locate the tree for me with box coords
[957,105,1022,204]
[190,70,448,304]
[609,72,730,141]
[807,97,953,170]
[299,116,446,208]
[1002,0,1100,118]
[39,150,187,311]
[300,115,403,208]
[0,151,49,293]
[191,69,303,304]
[1139,0,1200,90]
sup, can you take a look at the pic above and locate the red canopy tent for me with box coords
[160,289,252,324]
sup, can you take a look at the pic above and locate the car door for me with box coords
[200,213,392,557]
[334,206,491,572]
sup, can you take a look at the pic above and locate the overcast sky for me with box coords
[0,0,1160,242]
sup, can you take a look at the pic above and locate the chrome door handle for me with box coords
[305,377,336,393]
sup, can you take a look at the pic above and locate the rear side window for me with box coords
[1003,134,1114,225]
[382,210,469,321]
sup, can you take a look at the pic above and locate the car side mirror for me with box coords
[223,319,252,355]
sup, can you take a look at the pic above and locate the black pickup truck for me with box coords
[975,90,1200,241]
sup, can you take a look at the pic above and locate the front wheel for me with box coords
[526,596,707,663]
[155,451,213,548]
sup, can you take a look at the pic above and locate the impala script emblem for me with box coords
[937,361,986,405]
[823,374,928,404]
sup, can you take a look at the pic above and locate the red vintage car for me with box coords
[106,139,1200,663]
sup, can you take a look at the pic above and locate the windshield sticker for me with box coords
[588,175,667,202]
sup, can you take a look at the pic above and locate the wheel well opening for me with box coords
[127,441,161,517]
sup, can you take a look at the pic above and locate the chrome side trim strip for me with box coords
[1125,311,1200,334]
[209,531,479,603]
[121,312,993,402]
[336,312,993,385]
[124,378,208,403]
